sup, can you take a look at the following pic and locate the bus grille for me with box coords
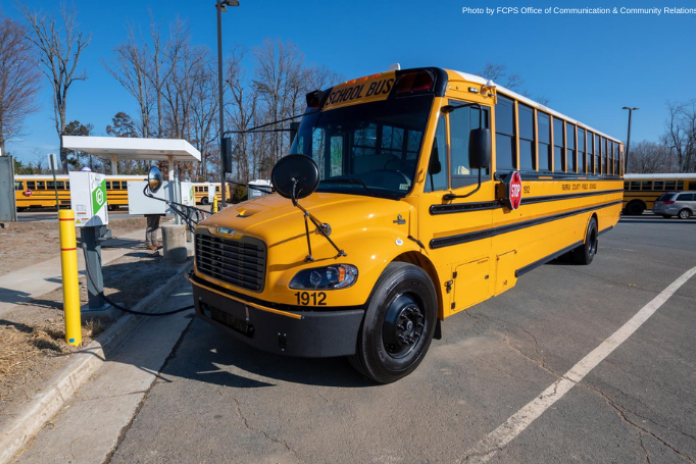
[195,233,266,292]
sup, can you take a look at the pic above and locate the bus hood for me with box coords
[198,192,413,255]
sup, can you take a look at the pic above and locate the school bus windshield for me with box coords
[290,95,434,199]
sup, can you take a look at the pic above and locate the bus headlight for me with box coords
[289,264,358,290]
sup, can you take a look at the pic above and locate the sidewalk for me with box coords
[8,283,194,464]
[0,230,143,317]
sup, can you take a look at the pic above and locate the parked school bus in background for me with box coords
[193,183,233,205]
[14,175,144,211]
[189,67,624,383]
[622,173,696,215]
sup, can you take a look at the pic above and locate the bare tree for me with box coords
[0,14,41,155]
[102,23,154,138]
[21,2,91,173]
[226,46,258,181]
[479,62,523,90]
[627,141,673,173]
[665,100,696,173]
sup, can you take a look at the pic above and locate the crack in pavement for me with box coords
[232,397,301,462]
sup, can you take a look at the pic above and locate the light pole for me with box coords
[622,107,639,173]
[216,0,239,208]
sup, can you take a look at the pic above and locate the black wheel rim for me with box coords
[382,293,425,359]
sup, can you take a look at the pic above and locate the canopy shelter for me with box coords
[62,136,201,179]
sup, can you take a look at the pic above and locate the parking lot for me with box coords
[89,214,695,464]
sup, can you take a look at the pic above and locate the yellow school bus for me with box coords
[622,173,696,215]
[14,175,144,211]
[193,183,235,205]
[188,67,623,383]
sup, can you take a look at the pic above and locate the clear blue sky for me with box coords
[2,0,693,164]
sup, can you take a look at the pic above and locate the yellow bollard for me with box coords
[59,209,82,346]
[212,195,218,213]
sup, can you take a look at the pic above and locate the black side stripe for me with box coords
[521,189,625,205]
[515,240,583,278]
[430,189,623,215]
[515,224,616,278]
[429,200,622,249]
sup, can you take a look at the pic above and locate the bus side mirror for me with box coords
[470,128,491,170]
[147,166,163,194]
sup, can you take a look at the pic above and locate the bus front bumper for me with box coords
[190,276,365,358]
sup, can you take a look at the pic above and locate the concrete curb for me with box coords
[0,261,194,464]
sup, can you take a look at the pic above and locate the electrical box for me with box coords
[69,171,109,227]
[127,181,193,215]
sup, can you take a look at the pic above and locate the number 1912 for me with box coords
[294,291,327,306]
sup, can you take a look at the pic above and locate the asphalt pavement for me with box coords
[19,214,696,464]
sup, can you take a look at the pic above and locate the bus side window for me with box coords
[623,182,629,191]
[537,112,552,173]
[653,181,664,190]
[65,182,70,190]
[495,95,516,172]
[425,116,447,192]
[665,181,676,190]
[553,118,564,173]
[330,136,343,177]
[677,181,684,190]
[630,181,640,190]
[15,181,23,191]
[641,181,652,191]
[106,181,112,189]
[518,103,535,171]
[36,181,45,190]
[450,103,489,188]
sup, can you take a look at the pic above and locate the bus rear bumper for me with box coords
[191,280,364,358]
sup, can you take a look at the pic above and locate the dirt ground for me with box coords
[0,249,189,418]
[0,218,147,277]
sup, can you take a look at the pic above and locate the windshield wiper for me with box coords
[321,176,374,196]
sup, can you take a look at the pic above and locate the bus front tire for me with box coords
[201,197,209,205]
[625,201,645,216]
[348,262,438,384]
[573,218,598,265]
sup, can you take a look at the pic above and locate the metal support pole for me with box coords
[216,1,227,209]
[81,226,108,311]
[59,209,81,345]
[622,107,638,173]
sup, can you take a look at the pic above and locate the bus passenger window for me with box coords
[425,117,447,192]
[630,181,640,190]
[623,182,629,190]
[665,181,676,190]
[450,103,489,188]
[587,132,594,174]
[553,118,564,172]
[495,95,516,172]
[677,181,684,190]
[27,182,36,190]
[595,134,601,174]
[57,182,65,189]
[47,181,56,189]
[567,123,576,173]
[106,182,112,189]
[578,128,586,173]
[641,181,652,191]
[538,112,552,172]
[518,103,535,171]
[653,181,664,190]
[15,181,23,191]
[36,181,45,190]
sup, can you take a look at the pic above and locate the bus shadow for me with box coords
[157,317,375,389]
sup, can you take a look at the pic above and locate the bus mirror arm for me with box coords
[290,180,347,262]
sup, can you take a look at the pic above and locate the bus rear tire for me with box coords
[573,217,598,265]
[201,197,209,205]
[348,262,438,384]
[625,201,645,216]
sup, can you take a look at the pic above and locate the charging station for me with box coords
[69,171,110,311]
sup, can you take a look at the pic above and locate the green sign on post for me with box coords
[91,178,107,216]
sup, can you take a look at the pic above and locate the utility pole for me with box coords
[622,107,639,173]
[216,0,240,209]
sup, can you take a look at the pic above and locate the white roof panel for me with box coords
[62,136,201,162]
